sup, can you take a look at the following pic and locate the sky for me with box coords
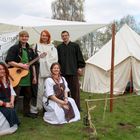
[0,0,140,24]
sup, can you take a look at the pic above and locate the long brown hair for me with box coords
[0,62,11,99]
[40,30,51,44]
[0,62,10,85]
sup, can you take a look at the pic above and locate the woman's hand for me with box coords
[0,101,13,108]
[59,99,69,110]
[62,104,69,110]
[57,100,67,108]
[10,101,14,108]
[64,98,68,104]
[60,100,67,105]
[0,100,3,106]
[5,102,13,108]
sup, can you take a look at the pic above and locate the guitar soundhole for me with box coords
[16,69,22,74]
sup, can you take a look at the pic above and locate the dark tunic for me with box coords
[0,83,19,127]
[57,41,85,76]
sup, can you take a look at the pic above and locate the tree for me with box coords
[51,0,89,58]
[51,0,85,21]
[88,15,140,57]
[101,15,139,45]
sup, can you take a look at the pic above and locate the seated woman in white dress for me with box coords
[43,62,80,124]
[0,62,19,136]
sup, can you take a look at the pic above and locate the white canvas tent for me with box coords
[0,15,106,110]
[83,24,140,95]
[0,15,106,43]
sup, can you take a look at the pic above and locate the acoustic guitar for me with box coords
[8,52,46,87]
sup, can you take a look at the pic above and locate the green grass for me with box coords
[0,92,140,140]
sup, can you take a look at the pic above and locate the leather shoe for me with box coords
[24,113,37,119]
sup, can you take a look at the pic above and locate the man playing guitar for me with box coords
[6,31,37,118]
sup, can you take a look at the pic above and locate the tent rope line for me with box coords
[85,94,140,136]
[85,94,139,102]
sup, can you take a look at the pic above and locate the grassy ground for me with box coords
[0,92,140,140]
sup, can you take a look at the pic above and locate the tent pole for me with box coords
[110,23,115,112]
[130,67,133,93]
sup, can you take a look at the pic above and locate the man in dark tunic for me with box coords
[57,31,85,110]
[6,31,37,118]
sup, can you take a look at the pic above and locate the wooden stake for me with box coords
[85,101,97,136]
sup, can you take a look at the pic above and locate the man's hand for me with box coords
[77,68,84,76]
[32,76,37,84]
[18,63,29,70]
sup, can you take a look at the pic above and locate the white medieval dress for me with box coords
[43,77,80,124]
[0,84,19,136]
[32,43,58,111]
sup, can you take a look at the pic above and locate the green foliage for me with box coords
[0,92,140,140]
[80,14,140,59]
[52,40,62,48]
[102,15,139,44]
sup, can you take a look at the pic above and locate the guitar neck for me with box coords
[28,56,40,66]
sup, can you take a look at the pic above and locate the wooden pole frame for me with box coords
[110,23,115,112]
